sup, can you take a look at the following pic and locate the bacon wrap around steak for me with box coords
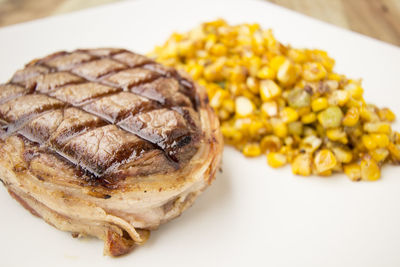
[0,48,223,256]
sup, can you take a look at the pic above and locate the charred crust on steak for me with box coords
[0,48,205,183]
[0,48,223,257]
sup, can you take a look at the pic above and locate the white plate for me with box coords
[1,0,400,266]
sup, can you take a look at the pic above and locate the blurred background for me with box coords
[0,0,399,46]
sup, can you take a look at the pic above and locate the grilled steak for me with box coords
[0,48,223,256]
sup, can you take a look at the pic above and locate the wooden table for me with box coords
[0,0,399,46]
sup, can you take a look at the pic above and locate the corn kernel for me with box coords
[267,152,287,168]
[235,96,254,117]
[243,143,262,157]
[302,135,322,152]
[204,65,221,81]
[229,66,246,83]
[327,73,342,81]
[260,135,282,153]
[370,148,389,162]
[261,101,278,117]
[362,135,377,150]
[288,121,303,136]
[288,49,307,63]
[326,128,346,141]
[329,90,350,106]
[345,82,364,99]
[270,55,285,71]
[234,117,252,131]
[210,43,227,56]
[260,80,281,101]
[246,77,259,94]
[360,157,380,181]
[277,59,297,86]
[302,62,327,81]
[257,66,275,79]
[222,99,235,113]
[210,89,229,109]
[298,107,311,116]
[272,120,288,138]
[249,120,267,137]
[364,122,391,134]
[311,97,328,112]
[360,106,379,122]
[344,163,361,181]
[371,134,389,148]
[314,149,337,173]
[292,154,312,176]
[378,108,396,122]
[317,106,344,128]
[342,107,359,127]
[187,64,204,79]
[281,107,299,123]
[301,112,317,124]
[388,143,400,162]
[332,147,353,163]
[287,88,311,108]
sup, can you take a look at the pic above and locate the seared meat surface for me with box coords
[0,48,223,256]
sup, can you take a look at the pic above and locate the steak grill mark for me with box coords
[0,48,201,178]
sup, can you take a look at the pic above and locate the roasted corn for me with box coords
[151,19,400,182]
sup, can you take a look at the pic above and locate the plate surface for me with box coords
[1,0,400,266]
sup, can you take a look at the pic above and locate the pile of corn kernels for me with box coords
[150,19,400,181]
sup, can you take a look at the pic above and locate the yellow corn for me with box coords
[281,107,299,123]
[302,62,327,81]
[270,55,285,71]
[210,43,227,56]
[235,96,254,117]
[360,157,380,181]
[317,106,344,128]
[292,154,312,176]
[362,135,377,150]
[364,122,391,134]
[378,108,396,122]
[243,143,262,157]
[345,82,364,99]
[314,149,337,173]
[370,148,389,162]
[301,112,317,124]
[342,107,359,127]
[267,152,287,168]
[152,19,400,181]
[344,163,361,181]
[288,49,307,63]
[277,59,297,86]
[302,135,322,153]
[332,147,353,163]
[326,128,346,141]
[260,135,282,153]
[371,134,389,148]
[222,99,235,113]
[311,97,328,112]
[329,90,350,106]
[272,119,288,138]
[288,121,303,136]
[257,66,275,79]
[260,80,281,101]
[261,101,278,117]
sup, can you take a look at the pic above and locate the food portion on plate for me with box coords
[151,19,400,181]
[0,48,223,256]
